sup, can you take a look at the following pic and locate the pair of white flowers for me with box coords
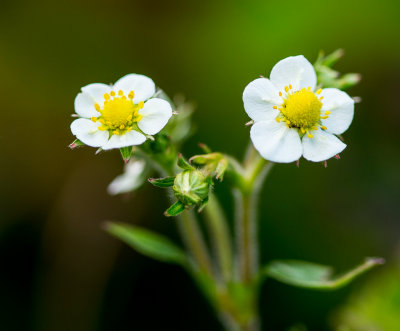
[71,55,354,167]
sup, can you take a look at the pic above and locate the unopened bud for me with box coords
[173,170,210,206]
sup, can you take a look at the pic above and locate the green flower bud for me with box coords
[173,170,210,206]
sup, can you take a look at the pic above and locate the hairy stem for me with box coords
[204,193,234,282]
[177,210,214,277]
[236,146,274,282]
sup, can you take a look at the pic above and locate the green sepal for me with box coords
[215,158,228,181]
[198,143,212,154]
[120,146,133,163]
[177,153,194,170]
[197,196,209,213]
[261,258,384,290]
[315,49,344,67]
[104,222,187,265]
[69,139,85,149]
[164,201,186,217]
[95,148,103,155]
[148,176,175,188]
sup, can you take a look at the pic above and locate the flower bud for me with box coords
[173,170,210,206]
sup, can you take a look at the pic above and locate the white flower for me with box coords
[107,159,147,195]
[71,74,173,150]
[243,56,354,163]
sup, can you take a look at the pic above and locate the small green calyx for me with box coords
[189,152,228,181]
[173,170,210,206]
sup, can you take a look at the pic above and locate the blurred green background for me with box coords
[0,0,399,330]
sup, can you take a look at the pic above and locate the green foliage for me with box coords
[262,258,384,290]
[333,266,400,331]
[105,222,187,265]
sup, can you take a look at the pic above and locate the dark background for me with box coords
[0,0,399,330]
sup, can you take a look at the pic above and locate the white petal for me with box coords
[302,129,346,162]
[102,131,146,150]
[74,92,100,118]
[81,83,110,104]
[137,98,172,135]
[70,118,109,147]
[113,74,155,103]
[321,88,354,135]
[107,159,146,195]
[270,55,317,92]
[243,78,281,122]
[250,120,302,163]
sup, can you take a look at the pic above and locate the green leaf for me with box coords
[120,146,133,163]
[262,258,384,290]
[148,176,175,188]
[105,222,187,265]
[177,153,194,170]
[164,201,185,217]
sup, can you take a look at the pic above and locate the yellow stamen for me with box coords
[110,91,116,97]
[279,87,322,129]
[94,103,101,111]
[138,101,144,109]
[325,111,331,115]
[276,117,281,123]
[285,86,289,93]
[273,105,278,109]
[321,125,327,130]
[289,84,292,89]
[307,133,313,138]
[316,88,322,94]
[118,90,123,96]
[91,117,97,122]
[279,92,282,96]
[104,93,110,100]
[321,115,329,119]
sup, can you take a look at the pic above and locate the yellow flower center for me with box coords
[274,85,328,138]
[91,90,144,136]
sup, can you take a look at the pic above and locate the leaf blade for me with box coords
[262,258,384,290]
[105,222,187,265]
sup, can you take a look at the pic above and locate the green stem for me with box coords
[203,193,234,282]
[177,210,214,277]
[235,146,274,283]
[150,154,214,278]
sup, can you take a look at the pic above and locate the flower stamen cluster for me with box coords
[91,90,144,136]
[273,85,328,138]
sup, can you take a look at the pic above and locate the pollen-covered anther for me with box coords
[91,89,145,134]
[279,87,323,129]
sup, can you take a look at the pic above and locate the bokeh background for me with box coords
[1,0,399,330]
